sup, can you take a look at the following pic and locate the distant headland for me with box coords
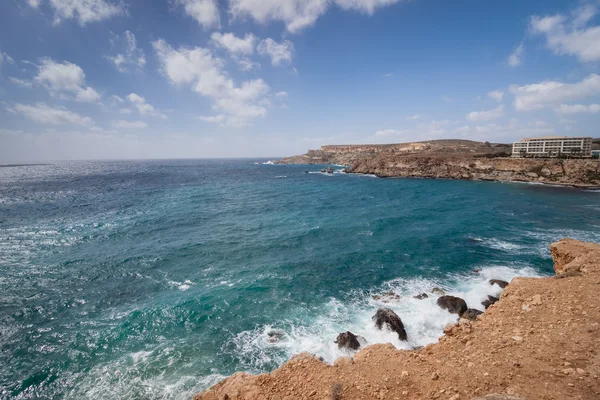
[274,138,600,189]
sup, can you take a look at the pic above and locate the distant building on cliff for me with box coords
[512,136,593,158]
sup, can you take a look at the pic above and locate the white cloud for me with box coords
[28,0,126,26]
[334,0,405,14]
[467,105,504,122]
[153,39,271,127]
[7,103,93,126]
[112,120,148,129]
[556,103,600,114]
[275,91,288,97]
[211,32,256,55]
[33,58,101,103]
[107,31,146,72]
[236,58,260,71]
[530,5,600,63]
[198,114,225,123]
[257,38,294,66]
[229,0,406,33]
[508,44,524,67]
[112,94,125,104]
[9,77,33,87]
[174,0,220,29]
[406,114,420,120]
[119,108,132,114]
[126,93,166,118]
[0,51,15,69]
[510,74,600,111]
[488,90,504,103]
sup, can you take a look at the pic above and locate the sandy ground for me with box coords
[195,239,600,400]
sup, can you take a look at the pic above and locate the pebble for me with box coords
[449,394,460,400]
[576,368,586,375]
[401,371,409,378]
[512,336,523,342]
[432,372,439,380]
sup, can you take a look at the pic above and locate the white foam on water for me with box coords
[168,280,195,291]
[229,263,544,372]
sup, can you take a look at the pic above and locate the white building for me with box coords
[512,136,593,158]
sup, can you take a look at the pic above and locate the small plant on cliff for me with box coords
[330,383,343,400]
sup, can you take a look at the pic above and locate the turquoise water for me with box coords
[1,160,600,399]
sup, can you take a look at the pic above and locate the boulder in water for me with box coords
[481,295,499,309]
[414,293,429,300]
[371,291,401,303]
[431,287,446,296]
[372,308,407,341]
[437,295,468,315]
[489,279,509,288]
[266,329,285,343]
[334,331,364,350]
[461,308,483,320]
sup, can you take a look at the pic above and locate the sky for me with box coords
[1,0,600,162]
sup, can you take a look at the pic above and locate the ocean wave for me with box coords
[227,264,541,371]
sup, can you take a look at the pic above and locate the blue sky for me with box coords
[1,0,599,161]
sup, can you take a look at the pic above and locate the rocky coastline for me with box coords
[195,238,600,400]
[275,140,600,189]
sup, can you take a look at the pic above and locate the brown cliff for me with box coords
[195,239,600,400]
[276,140,600,188]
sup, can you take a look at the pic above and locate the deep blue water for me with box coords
[1,159,599,399]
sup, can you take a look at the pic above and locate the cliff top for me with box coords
[196,239,600,400]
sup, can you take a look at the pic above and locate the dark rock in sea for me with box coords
[482,295,499,309]
[266,329,285,343]
[334,331,363,350]
[372,308,407,341]
[414,293,429,300]
[372,291,401,303]
[431,287,446,296]
[473,268,482,274]
[489,279,509,288]
[437,295,468,315]
[461,308,483,321]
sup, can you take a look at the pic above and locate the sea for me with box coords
[1,159,600,400]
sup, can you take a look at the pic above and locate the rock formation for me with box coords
[195,239,600,400]
[436,295,468,315]
[275,140,600,188]
[372,308,407,341]
[334,331,363,351]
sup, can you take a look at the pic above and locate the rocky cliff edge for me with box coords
[195,239,600,400]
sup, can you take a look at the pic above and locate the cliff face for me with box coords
[276,141,600,188]
[195,239,600,400]
[348,155,600,188]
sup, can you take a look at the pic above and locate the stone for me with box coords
[334,331,363,351]
[372,291,401,303]
[431,372,439,380]
[482,295,499,309]
[432,287,446,296]
[414,293,429,300]
[461,308,483,321]
[373,308,407,341]
[267,330,285,343]
[489,279,509,289]
[531,295,542,305]
[437,296,468,315]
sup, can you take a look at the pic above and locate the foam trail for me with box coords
[230,264,543,371]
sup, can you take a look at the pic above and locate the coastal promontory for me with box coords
[276,140,600,188]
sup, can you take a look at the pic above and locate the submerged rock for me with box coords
[461,308,484,321]
[437,295,468,315]
[372,291,401,303]
[266,330,285,343]
[489,279,509,288]
[431,287,446,296]
[334,331,363,350]
[482,295,499,309]
[414,293,429,300]
[372,308,407,341]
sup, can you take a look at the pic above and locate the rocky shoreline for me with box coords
[195,239,600,400]
[275,141,600,189]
